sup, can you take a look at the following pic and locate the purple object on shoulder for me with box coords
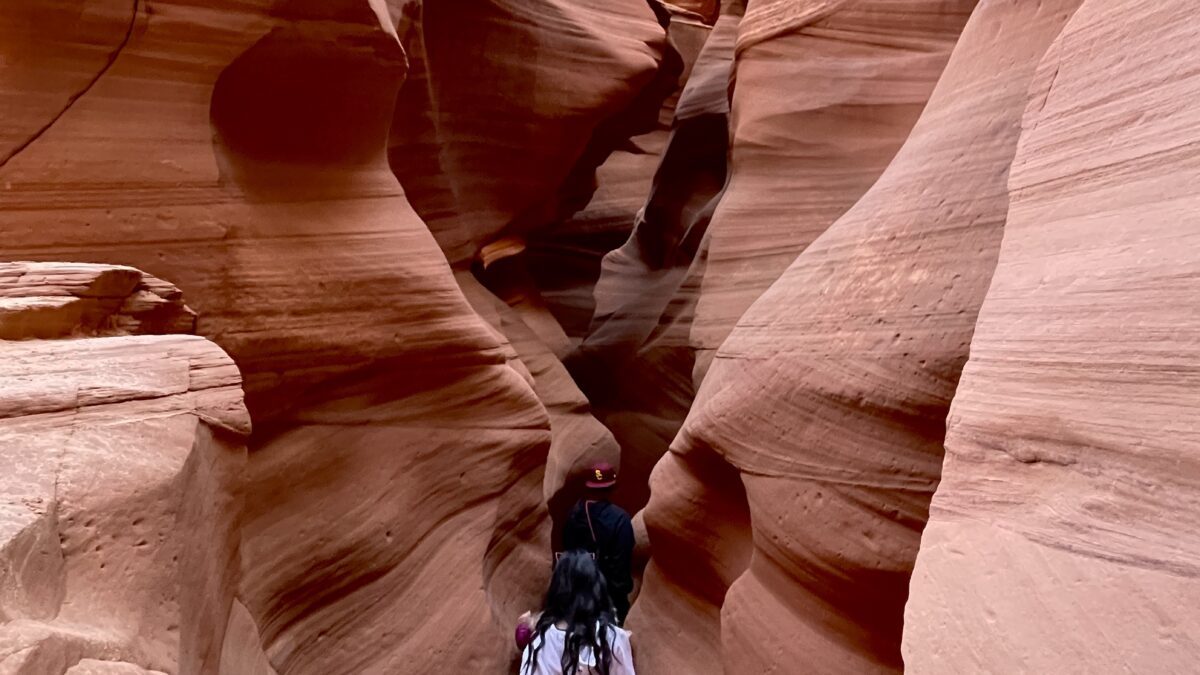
[515,621,535,650]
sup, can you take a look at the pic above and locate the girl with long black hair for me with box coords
[520,550,636,675]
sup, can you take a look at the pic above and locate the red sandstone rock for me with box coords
[689,0,976,380]
[664,0,719,25]
[0,263,194,340]
[66,661,168,675]
[632,2,973,670]
[390,0,678,266]
[5,0,1199,673]
[579,14,744,668]
[0,1,134,167]
[906,0,1200,670]
[0,265,250,674]
[0,2,551,672]
[389,0,687,548]
[565,7,735,515]
[636,0,1104,670]
[519,7,710,364]
[456,270,620,625]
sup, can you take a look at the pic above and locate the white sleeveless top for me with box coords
[520,624,636,675]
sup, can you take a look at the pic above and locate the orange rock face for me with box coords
[391,0,678,266]
[389,0,682,545]
[631,1,977,671]
[563,5,734,518]
[4,0,1200,673]
[906,0,1200,670]
[1,264,251,674]
[690,0,976,380]
[0,2,552,672]
[633,0,1110,671]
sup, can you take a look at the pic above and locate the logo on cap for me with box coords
[586,462,617,488]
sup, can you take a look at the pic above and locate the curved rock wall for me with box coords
[638,0,1095,671]
[690,0,976,380]
[905,0,1200,670]
[389,0,684,546]
[390,0,677,267]
[603,12,748,672]
[0,2,552,672]
[564,5,738,516]
[455,270,619,626]
[5,0,1200,673]
[0,1,135,167]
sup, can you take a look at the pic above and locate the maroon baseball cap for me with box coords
[585,462,617,488]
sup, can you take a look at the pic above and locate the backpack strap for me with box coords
[584,500,599,546]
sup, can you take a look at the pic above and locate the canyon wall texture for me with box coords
[3,0,1200,673]
[689,0,977,380]
[391,0,678,268]
[562,5,734,517]
[635,0,1100,672]
[389,0,683,539]
[1,263,251,674]
[905,0,1200,670]
[1,1,555,672]
[632,1,980,671]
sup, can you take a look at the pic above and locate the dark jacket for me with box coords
[563,498,635,623]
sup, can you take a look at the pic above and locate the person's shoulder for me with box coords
[605,623,632,641]
[599,500,632,520]
[607,624,634,658]
[564,500,588,525]
[609,505,633,531]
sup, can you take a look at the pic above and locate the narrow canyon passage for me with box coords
[2,1,1199,674]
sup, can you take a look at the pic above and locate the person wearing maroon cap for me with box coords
[561,461,635,625]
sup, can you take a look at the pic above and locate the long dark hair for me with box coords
[524,550,618,675]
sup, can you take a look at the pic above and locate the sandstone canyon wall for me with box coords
[631,1,979,671]
[0,1,555,672]
[3,0,1200,673]
[1,263,251,674]
[689,0,977,380]
[905,0,1200,671]
[388,0,683,542]
[635,0,1106,672]
[390,0,678,267]
[560,4,737,519]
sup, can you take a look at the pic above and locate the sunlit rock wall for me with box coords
[0,263,251,674]
[0,2,551,671]
[689,0,976,380]
[906,0,1200,670]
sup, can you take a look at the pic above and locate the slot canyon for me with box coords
[1,0,1197,673]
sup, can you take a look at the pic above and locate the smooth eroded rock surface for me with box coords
[690,0,976,380]
[0,266,250,674]
[0,262,195,340]
[5,0,1200,673]
[641,0,1091,671]
[0,2,552,672]
[906,0,1200,670]
[564,6,735,517]
[391,0,678,266]
[390,0,688,557]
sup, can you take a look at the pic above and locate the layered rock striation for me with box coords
[906,0,1200,670]
[0,263,252,674]
[636,0,1100,671]
[1,2,553,672]
[690,0,977,380]
[4,0,1200,673]
[563,4,738,517]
